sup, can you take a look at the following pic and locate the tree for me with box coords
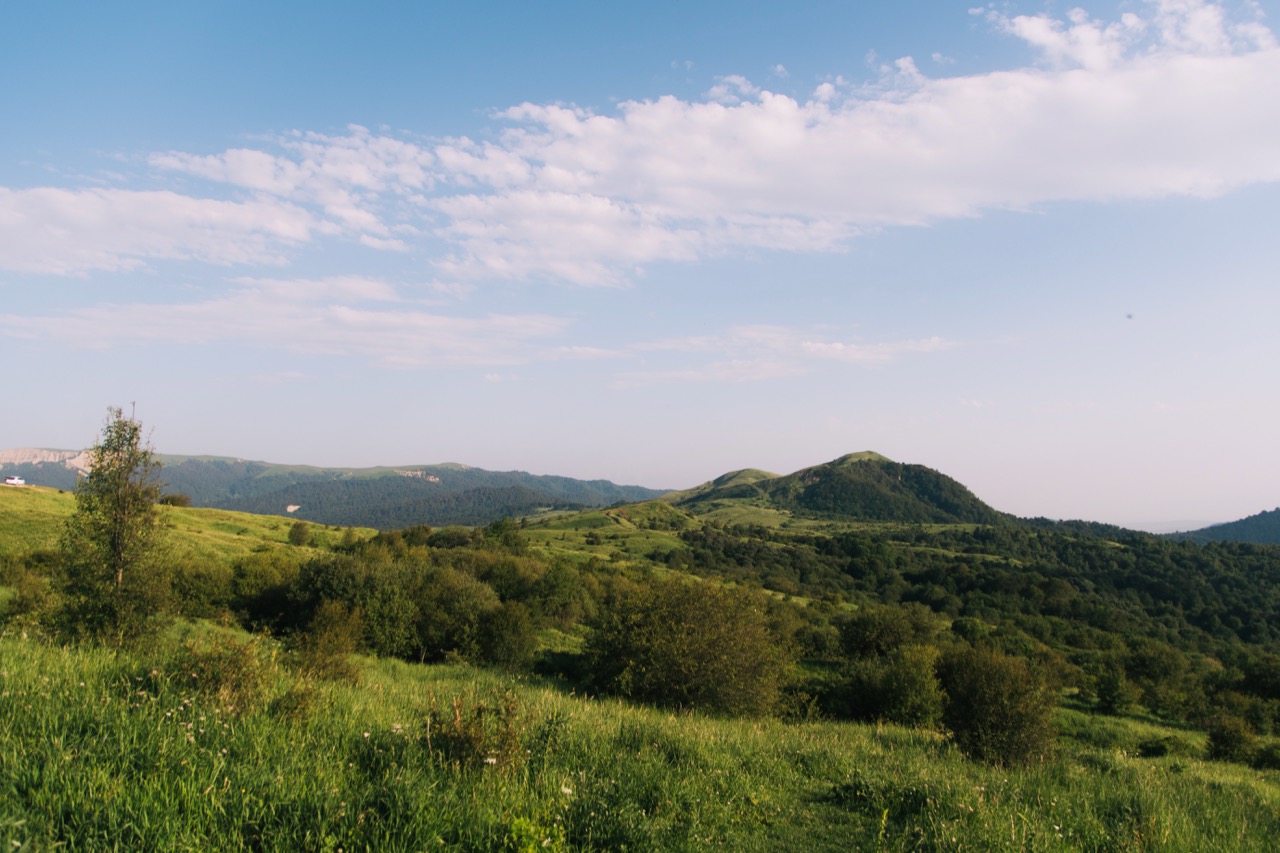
[57,407,169,644]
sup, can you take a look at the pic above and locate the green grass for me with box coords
[0,485,375,565]
[0,486,74,555]
[3,631,1279,851]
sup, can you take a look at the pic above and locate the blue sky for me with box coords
[2,0,1277,531]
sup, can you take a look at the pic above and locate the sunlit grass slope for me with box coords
[0,484,375,562]
[2,632,1279,851]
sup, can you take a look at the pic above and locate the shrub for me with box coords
[478,601,537,670]
[1094,657,1141,715]
[1250,741,1280,770]
[292,599,363,682]
[1206,713,1257,763]
[411,566,500,661]
[938,646,1056,766]
[878,645,945,727]
[830,645,943,727]
[838,603,941,659]
[584,577,792,716]
[174,630,278,716]
[423,691,525,771]
[288,521,312,547]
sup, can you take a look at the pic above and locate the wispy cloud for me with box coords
[610,325,953,388]
[0,187,315,274]
[0,276,568,368]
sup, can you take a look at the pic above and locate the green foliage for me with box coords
[938,645,1056,766]
[584,577,792,716]
[292,599,363,682]
[1206,713,1257,763]
[56,407,170,645]
[423,690,526,771]
[411,565,501,662]
[158,492,192,507]
[1094,656,1142,715]
[838,602,942,658]
[287,520,311,546]
[830,644,944,727]
[479,601,537,670]
[172,629,278,716]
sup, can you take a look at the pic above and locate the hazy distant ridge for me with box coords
[0,450,666,529]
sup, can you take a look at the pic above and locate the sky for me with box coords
[1,0,1278,531]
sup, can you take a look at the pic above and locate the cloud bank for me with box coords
[3,1,1274,285]
[1,1,1276,378]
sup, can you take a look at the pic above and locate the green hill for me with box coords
[1172,507,1280,546]
[671,452,1005,525]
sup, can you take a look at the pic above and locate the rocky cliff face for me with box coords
[0,448,92,471]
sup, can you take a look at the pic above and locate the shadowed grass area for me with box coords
[2,632,1279,851]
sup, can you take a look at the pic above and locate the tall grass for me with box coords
[2,632,1279,850]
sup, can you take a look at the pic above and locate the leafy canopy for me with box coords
[57,407,169,644]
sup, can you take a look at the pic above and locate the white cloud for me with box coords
[5,2,1276,286]
[0,187,315,274]
[0,277,568,368]
[415,1,1280,284]
[610,325,952,387]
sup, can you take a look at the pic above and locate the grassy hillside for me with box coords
[3,631,1280,850]
[0,484,374,562]
[7,452,1280,847]
[669,453,1006,525]
[0,485,72,555]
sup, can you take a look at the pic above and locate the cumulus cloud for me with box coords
[416,0,1280,285]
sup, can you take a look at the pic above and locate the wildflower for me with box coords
[561,786,573,796]
[363,731,370,738]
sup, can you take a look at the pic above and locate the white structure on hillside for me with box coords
[3,475,26,486]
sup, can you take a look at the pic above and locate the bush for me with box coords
[1206,713,1257,763]
[938,646,1056,766]
[292,599,363,682]
[878,645,945,727]
[174,630,278,716]
[830,644,943,727]
[423,691,525,771]
[288,521,312,547]
[838,603,941,659]
[1250,741,1280,770]
[584,577,791,716]
[478,601,537,670]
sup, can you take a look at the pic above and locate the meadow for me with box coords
[3,628,1280,851]
[6,477,1280,850]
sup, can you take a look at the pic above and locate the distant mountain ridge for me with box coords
[0,449,666,529]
